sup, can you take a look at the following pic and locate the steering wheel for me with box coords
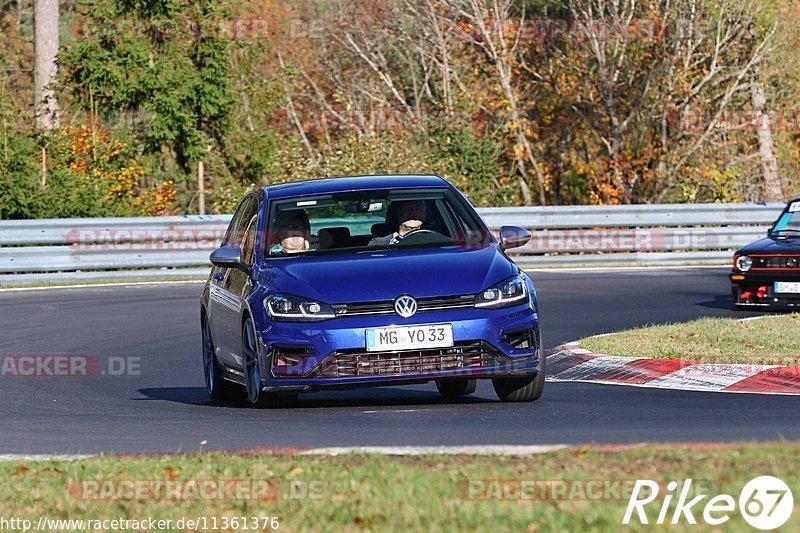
[397,229,450,246]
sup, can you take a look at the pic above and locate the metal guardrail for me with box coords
[0,215,232,246]
[477,203,783,228]
[0,202,786,285]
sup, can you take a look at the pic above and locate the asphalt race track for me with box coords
[2,267,799,454]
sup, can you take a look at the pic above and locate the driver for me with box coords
[270,209,314,254]
[369,200,426,246]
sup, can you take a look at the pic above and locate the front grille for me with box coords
[752,255,800,269]
[317,341,504,377]
[331,294,476,317]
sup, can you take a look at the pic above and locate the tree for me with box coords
[60,0,235,212]
[34,0,59,131]
[445,0,547,205]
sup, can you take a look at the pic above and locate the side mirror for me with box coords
[499,225,531,251]
[210,245,248,273]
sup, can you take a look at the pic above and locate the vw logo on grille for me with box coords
[394,295,418,318]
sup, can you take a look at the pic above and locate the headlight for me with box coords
[265,294,336,321]
[475,276,528,308]
[735,255,752,272]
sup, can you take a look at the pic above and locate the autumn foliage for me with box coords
[1,0,799,218]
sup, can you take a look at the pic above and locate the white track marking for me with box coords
[645,363,779,390]
[360,409,420,414]
[301,445,569,456]
[546,376,800,396]
[549,340,800,395]
[0,447,570,460]
[549,355,643,381]
[737,315,783,322]
[0,454,95,462]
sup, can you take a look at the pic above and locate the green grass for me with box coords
[580,314,800,365]
[1,445,799,532]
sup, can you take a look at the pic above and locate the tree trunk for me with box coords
[198,160,206,215]
[751,80,782,201]
[499,71,545,206]
[40,146,46,188]
[34,0,59,131]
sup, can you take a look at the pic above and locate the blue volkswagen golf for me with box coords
[201,175,543,407]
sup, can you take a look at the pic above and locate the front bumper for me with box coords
[730,271,800,308]
[256,304,541,392]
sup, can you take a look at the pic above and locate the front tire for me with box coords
[202,314,237,402]
[242,317,298,408]
[492,354,546,402]
[435,378,477,398]
[242,317,267,407]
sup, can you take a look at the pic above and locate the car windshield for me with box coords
[770,201,800,237]
[266,188,491,256]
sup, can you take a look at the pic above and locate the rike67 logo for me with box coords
[623,476,793,530]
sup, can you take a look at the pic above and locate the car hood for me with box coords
[261,245,517,303]
[737,236,800,255]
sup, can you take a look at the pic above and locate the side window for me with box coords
[222,198,248,247]
[233,197,258,248]
[224,196,259,295]
[240,211,259,266]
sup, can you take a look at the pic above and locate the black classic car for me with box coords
[731,198,800,309]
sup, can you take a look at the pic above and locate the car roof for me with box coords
[261,174,449,200]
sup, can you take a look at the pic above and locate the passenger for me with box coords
[369,200,426,246]
[270,210,313,254]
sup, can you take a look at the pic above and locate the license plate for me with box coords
[774,281,800,294]
[365,324,454,352]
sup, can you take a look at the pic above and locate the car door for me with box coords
[213,196,260,368]
[207,196,255,367]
